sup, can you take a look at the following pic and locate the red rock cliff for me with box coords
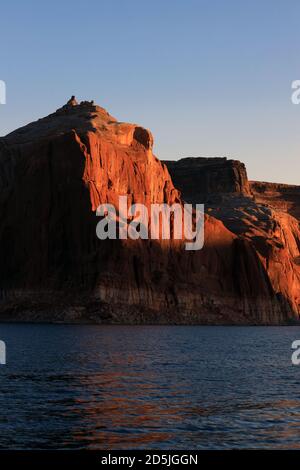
[166,158,300,320]
[0,100,297,323]
[250,180,300,221]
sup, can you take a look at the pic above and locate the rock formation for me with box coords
[0,101,298,324]
[165,157,251,202]
[166,157,300,321]
[250,181,300,221]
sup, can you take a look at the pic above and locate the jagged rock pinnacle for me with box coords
[66,95,78,106]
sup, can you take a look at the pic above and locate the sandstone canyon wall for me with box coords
[250,180,300,221]
[165,158,300,322]
[0,100,298,324]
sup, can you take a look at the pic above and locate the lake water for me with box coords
[0,324,300,449]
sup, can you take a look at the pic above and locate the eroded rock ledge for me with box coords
[165,157,300,321]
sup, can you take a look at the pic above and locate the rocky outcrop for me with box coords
[0,101,298,324]
[164,157,251,204]
[250,181,300,221]
[166,158,300,320]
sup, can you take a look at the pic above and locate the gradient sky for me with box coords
[1,0,300,183]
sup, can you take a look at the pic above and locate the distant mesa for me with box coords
[164,157,251,202]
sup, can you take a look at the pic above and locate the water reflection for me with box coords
[1,325,300,449]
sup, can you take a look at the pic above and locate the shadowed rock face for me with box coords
[0,100,297,324]
[166,158,300,319]
[250,181,300,221]
[165,157,251,203]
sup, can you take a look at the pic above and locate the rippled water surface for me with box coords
[0,324,300,449]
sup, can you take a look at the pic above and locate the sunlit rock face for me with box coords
[0,99,297,323]
[250,180,300,221]
[166,158,300,321]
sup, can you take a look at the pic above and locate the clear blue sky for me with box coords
[1,0,300,183]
